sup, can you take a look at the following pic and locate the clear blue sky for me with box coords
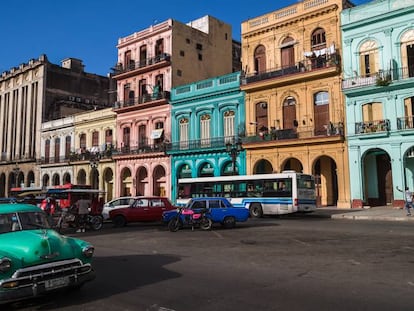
[1,0,369,76]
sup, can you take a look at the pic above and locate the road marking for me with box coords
[212,230,224,239]
[408,281,414,287]
[348,259,361,265]
[290,238,310,246]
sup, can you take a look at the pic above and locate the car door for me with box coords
[208,199,228,222]
[129,198,150,222]
[147,198,167,221]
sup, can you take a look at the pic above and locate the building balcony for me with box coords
[397,116,414,132]
[112,91,170,112]
[342,66,414,90]
[40,148,113,165]
[354,119,390,135]
[241,54,340,89]
[111,53,171,79]
[112,143,167,157]
[242,122,344,144]
[165,136,238,154]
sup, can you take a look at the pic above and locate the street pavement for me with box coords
[325,205,414,222]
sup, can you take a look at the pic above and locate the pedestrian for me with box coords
[76,197,90,232]
[396,186,413,216]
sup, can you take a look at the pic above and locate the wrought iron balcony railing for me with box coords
[113,91,170,109]
[112,143,166,156]
[342,66,414,90]
[397,116,414,130]
[355,119,390,134]
[241,54,339,85]
[111,53,171,75]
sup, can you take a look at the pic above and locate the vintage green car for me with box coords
[0,203,95,304]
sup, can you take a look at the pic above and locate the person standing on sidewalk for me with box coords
[396,186,413,216]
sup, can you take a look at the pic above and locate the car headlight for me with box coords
[82,246,95,258]
[0,257,12,273]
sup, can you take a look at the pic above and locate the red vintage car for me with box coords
[109,197,176,227]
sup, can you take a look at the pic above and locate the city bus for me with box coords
[176,171,316,217]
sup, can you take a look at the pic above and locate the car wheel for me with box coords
[222,216,236,229]
[250,203,263,218]
[90,215,103,230]
[168,217,181,232]
[113,215,127,227]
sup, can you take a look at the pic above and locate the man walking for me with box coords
[76,197,90,232]
[396,186,413,216]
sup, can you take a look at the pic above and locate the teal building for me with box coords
[168,72,245,203]
[341,0,414,208]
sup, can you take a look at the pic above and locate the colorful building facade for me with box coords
[240,0,353,208]
[168,71,245,203]
[341,0,414,207]
[111,15,237,198]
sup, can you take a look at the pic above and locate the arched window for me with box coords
[65,136,71,159]
[359,40,379,77]
[200,114,211,147]
[179,118,189,149]
[254,45,266,74]
[281,37,295,68]
[54,138,60,163]
[224,110,235,142]
[314,92,330,135]
[45,139,50,164]
[400,30,414,78]
[311,28,326,50]
[282,96,297,130]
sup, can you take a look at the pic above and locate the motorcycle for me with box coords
[56,205,103,233]
[168,206,212,232]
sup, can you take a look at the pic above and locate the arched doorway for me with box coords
[153,165,166,197]
[362,148,392,206]
[136,167,148,196]
[63,172,71,184]
[52,173,60,186]
[253,159,273,174]
[27,171,35,187]
[313,156,338,207]
[121,167,132,196]
[42,174,50,188]
[103,168,114,202]
[282,158,303,172]
[90,168,99,189]
[0,174,5,197]
[77,170,87,185]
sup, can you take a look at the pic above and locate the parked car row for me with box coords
[104,196,250,229]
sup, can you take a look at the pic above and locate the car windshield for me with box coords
[0,211,50,233]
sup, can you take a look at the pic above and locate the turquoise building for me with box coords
[341,0,414,208]
[168,72,245,203]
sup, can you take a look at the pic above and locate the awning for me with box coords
[151,129,164,139]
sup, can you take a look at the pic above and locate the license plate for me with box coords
[44,276,70,290]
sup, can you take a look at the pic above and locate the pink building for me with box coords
[111,16,236,198]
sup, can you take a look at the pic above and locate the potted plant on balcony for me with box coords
[376,74,391,86]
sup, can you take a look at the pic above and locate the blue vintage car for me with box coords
[0,203,95,304]
[163,197,250,228]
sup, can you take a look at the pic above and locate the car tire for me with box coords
[222,216,236,229]
[113,215,127,227]
[250,203,263,218]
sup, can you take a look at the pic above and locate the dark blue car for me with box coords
[163,197,250,228]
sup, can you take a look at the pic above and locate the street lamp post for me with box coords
[13,163,20,188]
[225,139,243,176]
[89,154,100,189]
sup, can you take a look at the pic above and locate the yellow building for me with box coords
[241,0,353,208]
[73,108,117,202]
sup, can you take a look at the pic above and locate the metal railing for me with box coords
[355,119,390,134]
[113,91,170,109]
[111,53,171,75]
[241,54,339,85]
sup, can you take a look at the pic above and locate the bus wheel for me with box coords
[113,215,127,227]
[222,216,236,229]
[250,204,263,218]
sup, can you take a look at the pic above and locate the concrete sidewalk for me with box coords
[328,205,414,222]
